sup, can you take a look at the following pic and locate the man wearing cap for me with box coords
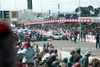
[17,41,35,66]
[71,48,82,63]
[79,51,92,67]
[59,58,68,67]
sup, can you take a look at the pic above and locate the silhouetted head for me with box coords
[0,21,16,67]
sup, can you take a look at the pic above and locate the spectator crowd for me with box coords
[0,21,100,67]
[15,41,100,67]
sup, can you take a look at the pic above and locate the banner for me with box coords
[27,0,32,9]
[24,19,91,25]
[12,11,18,18]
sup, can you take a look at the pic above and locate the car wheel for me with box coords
[53,37,54,40]
[61,37,63,40]
[50,36,53,39]
[44,39,47,41]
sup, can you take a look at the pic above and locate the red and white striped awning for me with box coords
[24,19,91,25]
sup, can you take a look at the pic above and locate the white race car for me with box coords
[52,33,63,40]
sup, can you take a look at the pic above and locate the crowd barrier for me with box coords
[77,34,96,43]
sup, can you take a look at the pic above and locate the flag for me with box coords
[70,12,73,18]
[12,11,18,18]
[77,10,81,15]
[90,10,95,15]
[92,18,94,22]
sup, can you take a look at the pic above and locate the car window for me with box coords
[59,33,62,35]
[54,34,59,35]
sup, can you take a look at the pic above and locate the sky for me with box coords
[0,0,100,13]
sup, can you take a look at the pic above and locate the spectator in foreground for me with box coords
[79,51,92,67]
[35,45,40,54]
[69,50,75,63]
[67,61,72,67]
[0,21,16,67]
[70,48,82,63]
[40,48,47,57]
[52,61,60,67]
[59,58,68,67]
[17,62,23,67]
[17,41,34,67]
[74,62,81,67]
[89,58,100,67]
[43,43,46,50]
[76,47,81,54]
[34,59,39,67]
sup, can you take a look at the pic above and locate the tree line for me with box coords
[75,5,100,17]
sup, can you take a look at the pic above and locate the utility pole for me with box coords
[49,10,52,20]
[79,0,82,45]
[41,0,43,17]
[58,4,60,19]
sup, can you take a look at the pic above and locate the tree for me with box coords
[75,7,90,17]
[75,6,100,17]
[94,8,100,16]
[88,5,93,10]
[75,7,79,13]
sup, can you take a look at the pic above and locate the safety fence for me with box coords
[77,34,96,43]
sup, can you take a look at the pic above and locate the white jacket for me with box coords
[17,48,34,63]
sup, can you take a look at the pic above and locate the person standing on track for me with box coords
[83,30,87,42]
[96,31,100,48]
[74,30,78,43]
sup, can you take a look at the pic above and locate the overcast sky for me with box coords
[0,0,100,12]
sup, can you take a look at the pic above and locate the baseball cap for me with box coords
[62,58,68,63]
[85,51,92,55]
[76,47,81,50]
[23,41,30,48]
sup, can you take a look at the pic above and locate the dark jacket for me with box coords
[96,33,99,43]
[70,53,82,63]
[79,56,89,67]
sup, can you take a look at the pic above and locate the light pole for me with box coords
[41,23,44,45]
[41,0,43,17]
[22,10,25,29]
[41,0,44,45]
[49,10,52,20]
[15,0,17,10]
[79,0,82,45]
[58,4,60,19]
